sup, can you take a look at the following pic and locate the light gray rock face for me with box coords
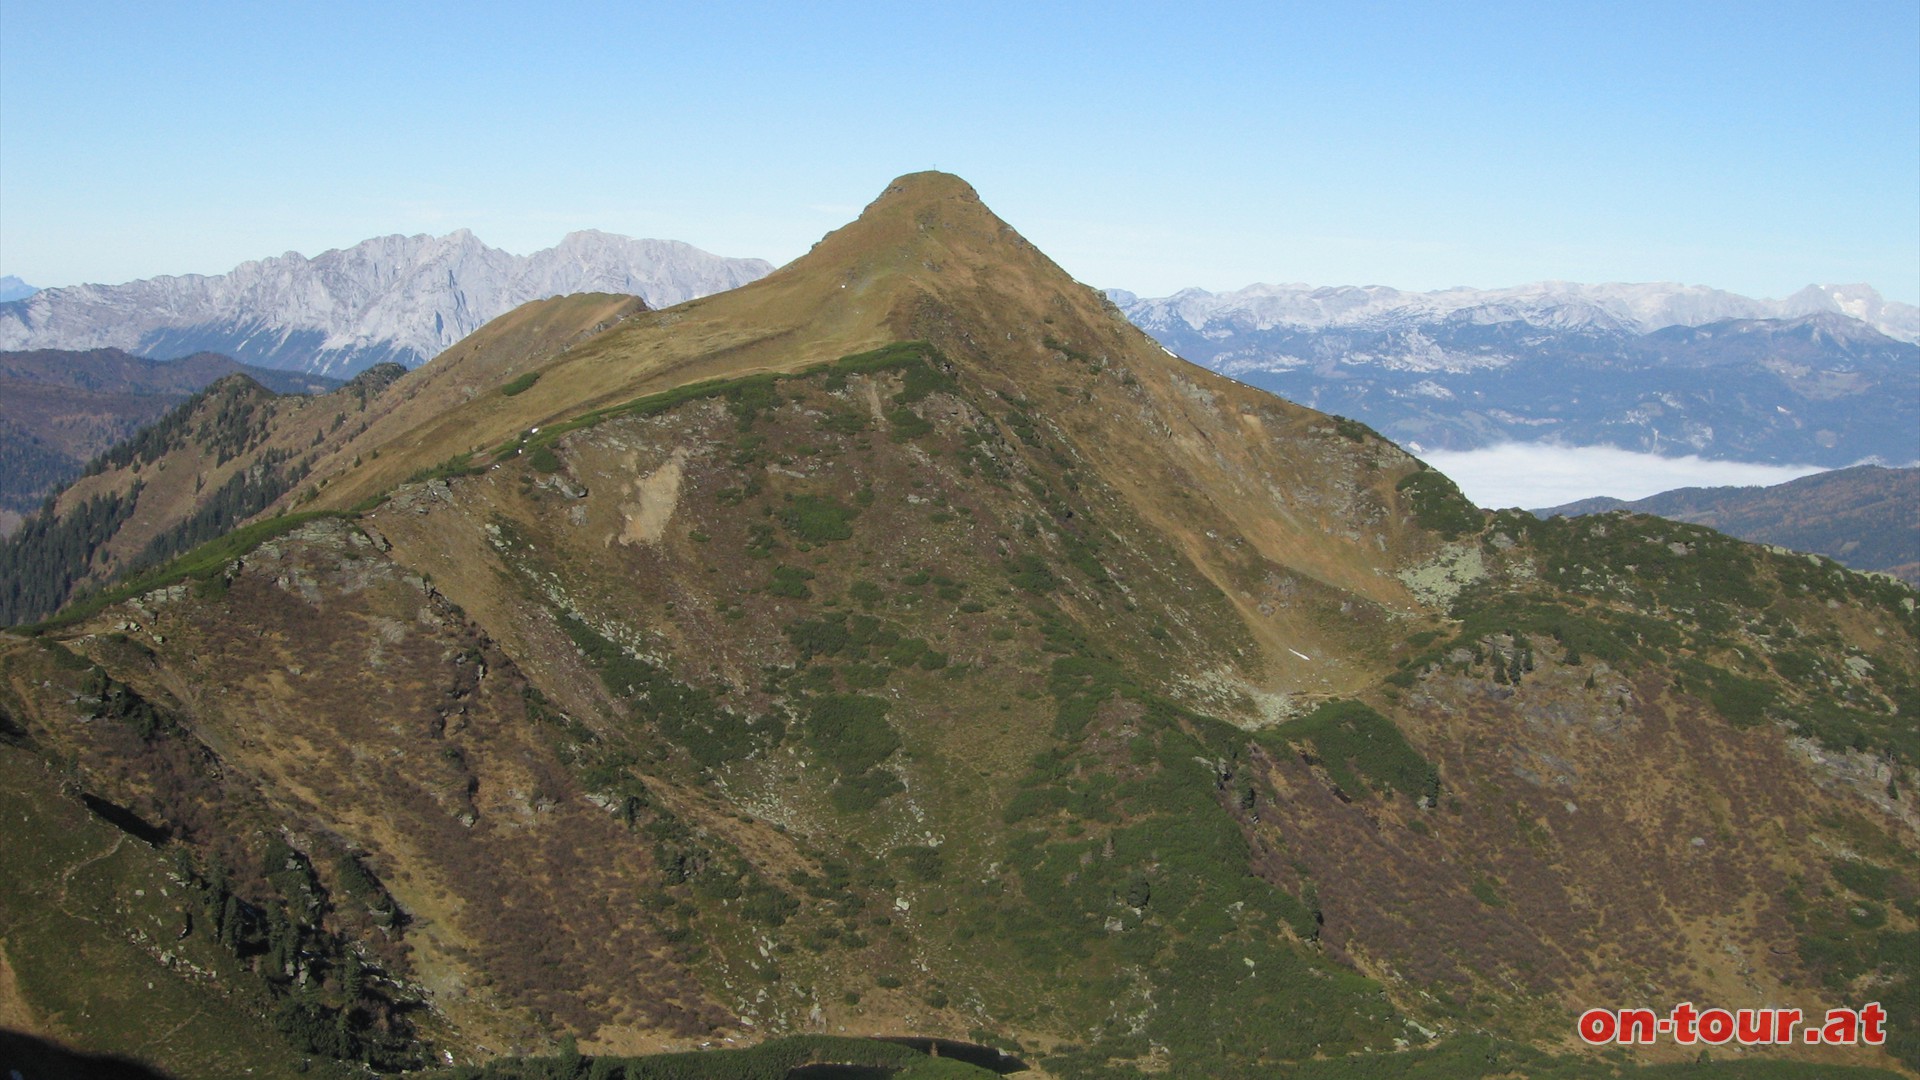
[0,230,772,377]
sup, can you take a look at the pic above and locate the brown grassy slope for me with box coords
[0,297,642,613]
[293,292,648,502]
[317,173,1451,697]
[347,357,1390,1055]
[14,174,1443,695]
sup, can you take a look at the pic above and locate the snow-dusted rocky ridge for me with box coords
[1111,282,1920,467]
[0,231,772,377]
[1112,281,1920,350]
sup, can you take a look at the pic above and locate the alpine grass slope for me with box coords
[0,175,1915,1080]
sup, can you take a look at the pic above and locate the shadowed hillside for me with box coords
[0,348,338,532]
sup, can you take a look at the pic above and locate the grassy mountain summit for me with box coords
[0,175,1916,1080]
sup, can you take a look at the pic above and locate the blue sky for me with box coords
[3,1,1916,301]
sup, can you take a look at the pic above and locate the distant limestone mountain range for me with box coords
[7,235,1915,466]
[0,230,771,377]
[1111,281,1920,467]
[1110,280,1920,343]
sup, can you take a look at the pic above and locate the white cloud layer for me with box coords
[1416,444,1830,510]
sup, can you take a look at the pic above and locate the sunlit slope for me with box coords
[1,174,1914,1079]
[312,173,1450,696]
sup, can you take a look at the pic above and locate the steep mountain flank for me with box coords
[1,175,1915,1080]
[0,370,356,626]
[0,294,642,627]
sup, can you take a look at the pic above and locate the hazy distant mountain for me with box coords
[1112,280,1920,344]
[0,348,338,530]
[1536,464,1920,583]
[0,275,36,302]
[0,231,772,377]
[1112,282,1920,467]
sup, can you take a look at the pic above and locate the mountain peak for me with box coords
[753,172,1048,330]
[809,171,1011,264]
[869,170,982,210]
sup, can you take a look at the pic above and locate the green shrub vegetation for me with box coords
[803,693,906,812]
[1331,415,1378,443]
[1006,553,1058,593]
[779,493,857,542]
[1831,859,1894,901]
[722,375,782,427]
[818,408,870,434]
[1263,700,1440,803]
[767,564,815,599]
[500,371,541,396]
[1676,660,1777,729]
[558,613,773,768]
[891,844,947,882]
[887,406,935,440]
[420,1035,1003,1079]
[1396,467,1482,538]
[406,452,484,484]
[783,611,941,672]
[1789,872,1920,1070]
[521,341,950,453]
[25,510,352,632]
[804,693,900,776]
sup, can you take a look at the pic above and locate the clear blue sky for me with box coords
[3,1,1916,301]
